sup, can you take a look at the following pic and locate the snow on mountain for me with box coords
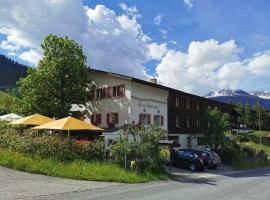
[205,89,250,98]
[250,91,270,99]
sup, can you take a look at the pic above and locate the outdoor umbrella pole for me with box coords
[68,130,70,138]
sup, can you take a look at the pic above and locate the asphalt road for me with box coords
[1,166,270,200]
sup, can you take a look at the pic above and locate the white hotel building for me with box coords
[74,69,236,148]
[75,69,168,146]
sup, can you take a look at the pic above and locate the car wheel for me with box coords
[189,163,197,172]
[212,165,217,169]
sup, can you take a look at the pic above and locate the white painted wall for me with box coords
[169,134,198,149]
[72,71,169,145]
[84,72,132,128]
[130,82,168,130]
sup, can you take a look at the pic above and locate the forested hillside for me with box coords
[0,54,28,90]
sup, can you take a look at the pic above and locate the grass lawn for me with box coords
[0,148,168,183]
[245,131,270,156]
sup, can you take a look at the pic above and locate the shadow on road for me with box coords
[175,177,217,186]
[224,167,270,178]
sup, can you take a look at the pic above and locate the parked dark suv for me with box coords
[201,150,222,169]
[172,149,205,171]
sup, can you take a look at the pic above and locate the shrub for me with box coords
[75,140,107,161]
[0,121,106,161]
[111,124,166,173]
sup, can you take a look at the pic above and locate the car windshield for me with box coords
[211,151,219,157]
[193,151,203,157]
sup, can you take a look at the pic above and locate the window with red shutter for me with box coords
[139,113,142,124]
[91,115,94,124]
[119,84,125,97]
[102,88,106,98]
[154,115,164,126]
[115,113,119,124]
[147,114,151,125]
[107,87,112,98]
[161,116,164,126]
[97,114,102,124]
[106,113,110,125]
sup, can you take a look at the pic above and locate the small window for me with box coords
[96,88,102,100]
[181,99,185,107]
[186,99,190,109]
[186,118,191,128]
[111,84,125,98]
[112,86,120,98]
[196,119,200,127]
[154,115,164,126]
[139,113,151,125]
[106,113,119,125]
[196,102,200,110]
[91,114,102,125]
[176,116,180,128]
[175,97,179,107]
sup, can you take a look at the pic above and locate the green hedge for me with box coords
[220,140,269,168]
[0,121,106,161]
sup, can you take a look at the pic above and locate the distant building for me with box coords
[73,69,237,148]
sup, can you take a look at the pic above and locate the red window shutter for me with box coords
[119,84,125,96]
[107,87,112,98]
[97,114,102,124]
[91,115,94,124]
[106,113,110,125]
[161,116,164,126]
[147,114,151,125]
[139,113,143,124]
[115,113,119,124]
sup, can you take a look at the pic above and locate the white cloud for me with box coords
[156,39,247,95]
[153,14,163,26]
[118,3,141,19]
[0,40,20,52]
[183,0,195,11]
[159,29,168,38]
[0,1,166,79]
[217,62,247,89]
[1,1,270,94]
[148,43,168,60]
[19,49,42,65]
[248,51,270,75]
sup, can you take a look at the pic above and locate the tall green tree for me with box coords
[244,103,253,128]
[235,103,245,125]
[201,108,230,148]
[18,35,90,118]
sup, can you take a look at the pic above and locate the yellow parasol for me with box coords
[32,116,103,137]
[9,113,54,126]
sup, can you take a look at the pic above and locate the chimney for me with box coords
[150,78,157,84]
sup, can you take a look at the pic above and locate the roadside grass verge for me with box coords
[0,148,168,183]
[232,131,270,170]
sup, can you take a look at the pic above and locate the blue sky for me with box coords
[1,0,270,95]
[84,0,270,55]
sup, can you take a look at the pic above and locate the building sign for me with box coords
[138,102,159,110]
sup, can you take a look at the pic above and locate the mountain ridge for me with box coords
[206,89,270,110]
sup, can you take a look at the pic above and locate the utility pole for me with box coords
[257,100,262,150]
[124,130,128,169]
